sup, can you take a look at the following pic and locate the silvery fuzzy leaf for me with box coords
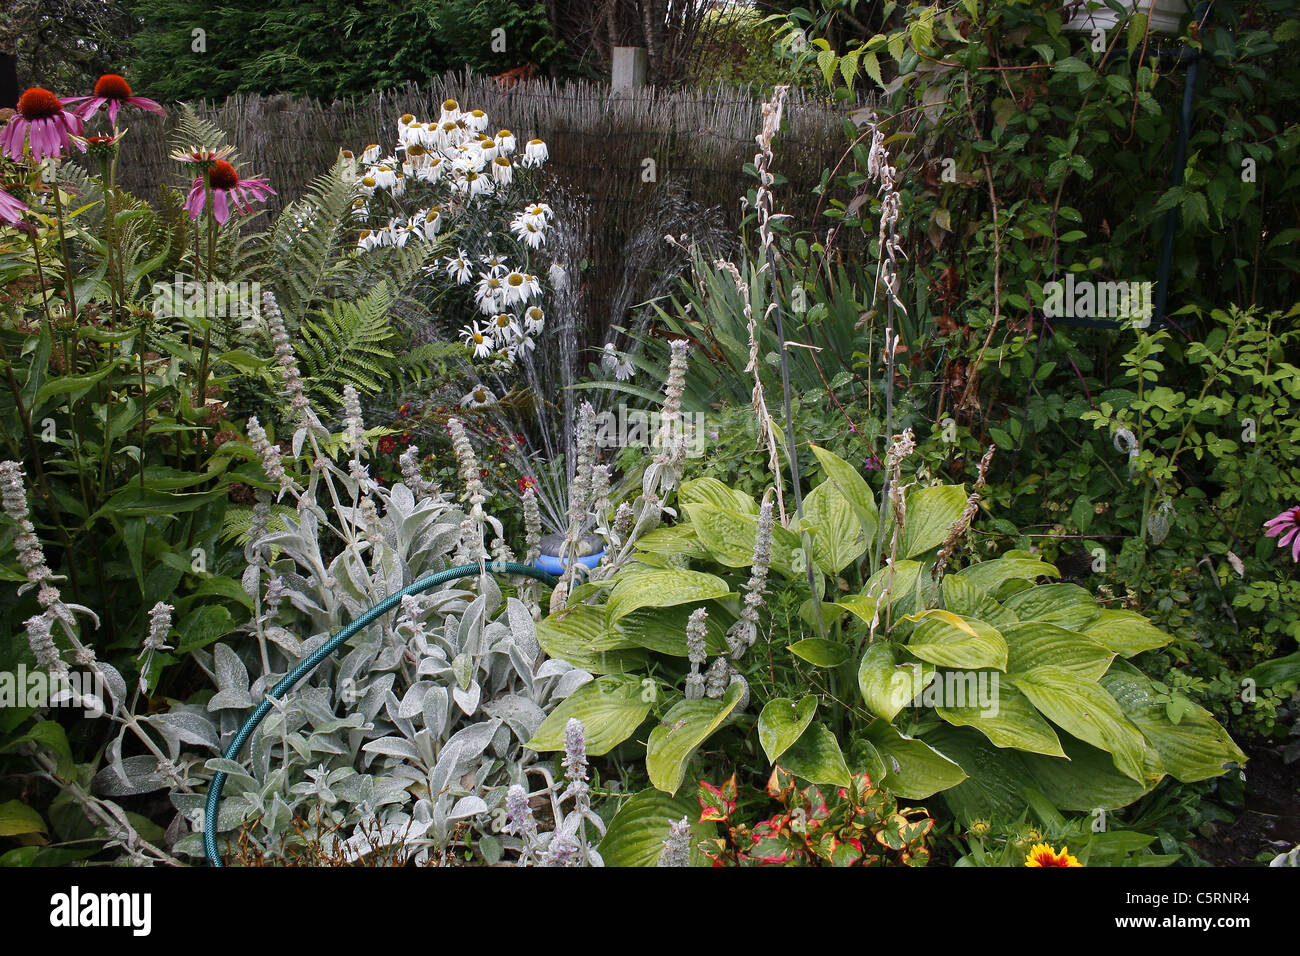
[372,639,405,672]
[93,755,168,796]
[449,795,488,820]
[305,732,349,756]
[361,736,421,764]
[398,681,433,719]
[483,620,510,651]
[148,712,220,751]
[552,669,594,700]
[490,721,513,759]
[441,719,499,767]
[242,563,262,600]
[452,680,481,717]
[292,425,307,460]
[506,598,540,658]
[508,643,536,693]
[427,741,463,799]
[536,659,576,679]
[213,642,250,694]
[265,626,302,656]
[483,694,546,742]
[208,686,255,711]
[383,694,416,743]
[415,652,451,680]
[360,673,396,722]
[422,686,449,738]
[389,482,416,520]
[94,661,128,713]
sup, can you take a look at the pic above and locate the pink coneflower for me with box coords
[0,186,26,226]
[64,74,165,126]
[183,159,275,224]
[1264,506,1300,562]
[0,88,85,161]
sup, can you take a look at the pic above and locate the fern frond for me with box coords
[297,282,398,406]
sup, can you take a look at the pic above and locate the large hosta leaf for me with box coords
[1084,610,1174,657]
[953,556,1060,593]
[858,641,932,720]
[646,684,744,794]
[1101,662,1246,781]
[899,484,968,558]
[606,569,730,623]
[1010,666,1153,783]
[864,560,926,612]
[941,575,1018,627]
[634,526,705,559]
[788,638,852,667]
[686,503,799,577]
[598,788,711,867]
[537,604,644,673]
[758,696,819,763]
[1001,583,1101,630]
[802,479,869,575]
[927,725,1156,819]
[904,609,1008,671]
[615,602,730,657]
[934,680,1065,757]
[1003,621,1114,679]
[678,476,757,514]
[864,720,967,798]
[526,674,652,756]
[780,722,851,788]
[809,444,879,542]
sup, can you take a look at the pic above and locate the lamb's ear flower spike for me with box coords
[657,816,692,867]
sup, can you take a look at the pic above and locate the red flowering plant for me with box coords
[698,768,934,867]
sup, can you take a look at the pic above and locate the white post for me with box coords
[612,46,649,91]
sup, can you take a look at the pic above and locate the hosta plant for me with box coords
[529,432,1247,842]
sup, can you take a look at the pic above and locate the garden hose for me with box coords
[203,560,558,867]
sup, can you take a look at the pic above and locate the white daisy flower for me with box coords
[480,252,509,275]
[602,343,619,376]
[464,108,489,132]
[489,312,519,343]
[495,129,516,154]
[491,155,513,185]
[475,273,507,312]
[460,323,493,359]
[361,144,381,164]
[446,250,474,284]
[421,206,443,239]
[461,384,496,408]
[522,305,545,336]
[502,271,532,305]
[512,332,535,357]
[616,355,636,381]
[438,99,461,125]
[510,214,546,249]
[522,138,548,167]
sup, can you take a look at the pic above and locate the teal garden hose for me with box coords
[203,561,558,867]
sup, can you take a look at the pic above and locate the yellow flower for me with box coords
[1025,843,1082,867]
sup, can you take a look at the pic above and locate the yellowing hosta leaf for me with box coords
[953,557,1060,593]
[537,604,645,673]
[526,675,653,756]
[634,526,705,558]
[1003,621,1115,679]
[1084,610,1174,657]
[942,575,1018,626]
[864,560,925,610]
[1100,662,1246,782]
[647,683,744,794]
[905,609,1008,671]
[809,444,879,541]
[830,593,879,627]
[780,722,851,787]
[686,503,800,577]
[899,484,967,558]
[858,642,933,720]
[606,569,730,623]
[802,479,868,575]
[935,680,1065,757]
[758,695,818,763]
[865,720,967,799]
[678,476,757,514]
[1010,666,1152,783]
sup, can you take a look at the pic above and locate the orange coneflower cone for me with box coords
[1025,843,1082,867]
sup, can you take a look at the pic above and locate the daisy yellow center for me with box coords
[361,176,376,188]
[17,88,63,120]
[94,74,133,99]
[494,157,510,167]
[495,315,510,327]
[443,99,459,111]
[507,274,524,287]
[208,160,240,190]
